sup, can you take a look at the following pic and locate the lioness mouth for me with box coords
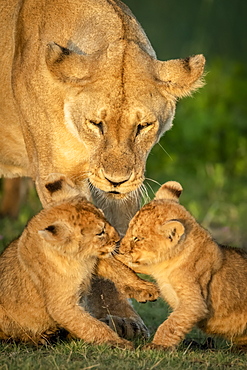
[108,191,120,194]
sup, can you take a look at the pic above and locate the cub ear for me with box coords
[38,221,71,244]
[158,220,185,246]
[155,181,183,202]
[156,54,205,98]
[45,42,102,85]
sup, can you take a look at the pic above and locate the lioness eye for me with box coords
[89,120,104,134]
[136,122,154,137]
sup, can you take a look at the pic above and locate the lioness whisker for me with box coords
[139,184,150,204]
[145,177,162,187]
[157,142,173,160]
[144,181,156,197]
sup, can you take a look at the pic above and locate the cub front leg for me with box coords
[96,257,159,303]
[48,299,133,349]
[144,284,208,350]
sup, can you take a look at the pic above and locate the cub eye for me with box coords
[96,228,105,236]
[89,120,104,134]
[136,122,154,137]
[133,236,139,242]
[45,225,56,234]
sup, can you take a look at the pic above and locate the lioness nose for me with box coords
[104,174,131,187]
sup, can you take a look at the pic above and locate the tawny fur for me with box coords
[0,0,205,232]
[0,0,205,338]
[0,197,158,347]
[117,181,247,349]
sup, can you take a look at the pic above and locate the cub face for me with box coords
[118,181,187,268]
[32,197,120,258]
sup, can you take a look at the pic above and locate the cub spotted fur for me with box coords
[117,181,247,350]
[0,197,158,347]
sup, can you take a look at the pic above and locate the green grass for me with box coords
[1,340,247,370]
[0,299,247,369]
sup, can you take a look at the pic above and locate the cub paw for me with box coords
[107,339,134,350]
[125,281,160,302]
[143,342,175,351]
[100,315,150,339]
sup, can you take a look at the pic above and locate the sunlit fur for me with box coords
[117,181,247,350]
[0,0,205,339]
[1,0,205,229]
[0,197,158,347]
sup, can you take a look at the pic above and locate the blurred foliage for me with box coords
[0,185,41,252]
[125,0,247,63]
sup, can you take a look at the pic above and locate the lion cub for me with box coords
[0,197,158,347]
[116,181,247,350]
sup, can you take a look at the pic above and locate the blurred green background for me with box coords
[0,0,246,249]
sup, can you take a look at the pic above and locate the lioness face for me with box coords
[37,198,120,257]
[65,85,175,197]
[64,71,175,198]
[46,42,205,201]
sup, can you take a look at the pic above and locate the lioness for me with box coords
[0,196,158,346]
[117,181,247,350]
[0,0,205,336]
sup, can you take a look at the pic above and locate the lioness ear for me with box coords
[38,221,71,244]
[158,220,185,246]
[157,54,205,98]
[155,181,183,202]
[45,42,101,85]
